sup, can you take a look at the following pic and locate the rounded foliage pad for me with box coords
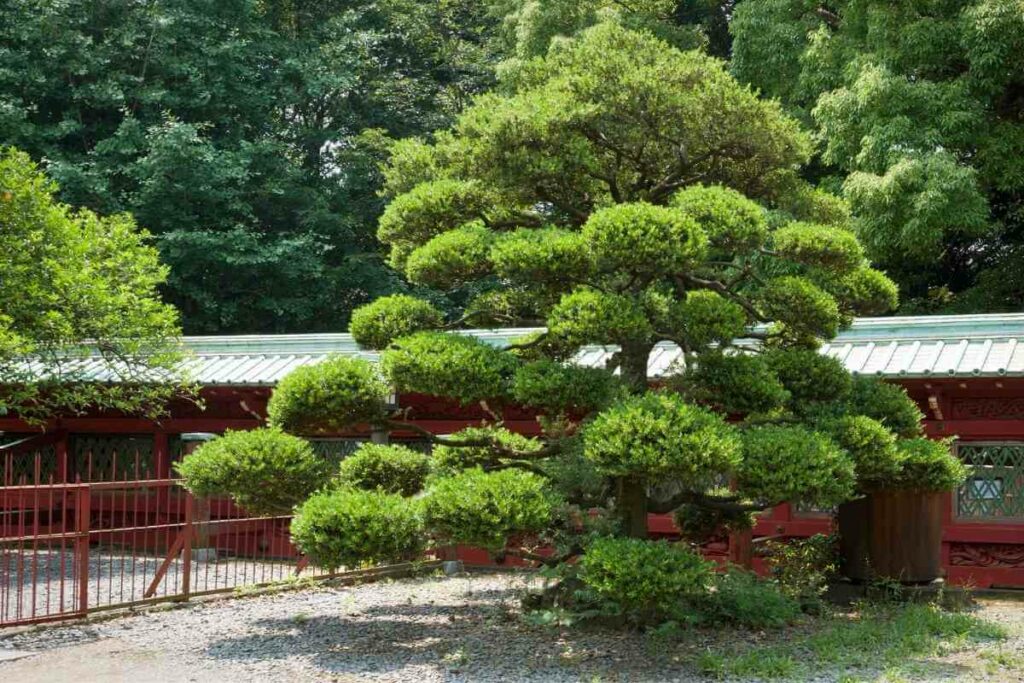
[291,488,425,569]
[349,295,443,350]
[422,468,561,551]
[580,537,713,616]
[738,425,855,508]
[337,443,431,496]
[268,356,390,434]
[175,428,326,516]
[583,392,742,480]
[380,331,519,405]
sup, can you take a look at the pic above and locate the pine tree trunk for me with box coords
[616,342,652,538]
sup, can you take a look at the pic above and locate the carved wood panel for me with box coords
[949,542,1024,568]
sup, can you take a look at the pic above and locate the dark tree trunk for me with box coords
[615,342,652,538]
[617,477,650,538]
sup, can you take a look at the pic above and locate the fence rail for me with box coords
[1,461,333,627]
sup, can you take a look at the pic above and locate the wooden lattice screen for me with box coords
[956,442,1024,521]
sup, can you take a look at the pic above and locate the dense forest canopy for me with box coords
[2,1,1022,335]
[0,0,497,333]
[731,0,1024,312]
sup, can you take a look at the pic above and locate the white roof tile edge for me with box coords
[28,314,1024,386]
[166,314,1024,385]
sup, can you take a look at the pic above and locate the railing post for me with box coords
[55,432,68,483]
[76,485,90,615]
[182,492,194,601]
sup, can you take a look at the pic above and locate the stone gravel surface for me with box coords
[1,571,1022,682]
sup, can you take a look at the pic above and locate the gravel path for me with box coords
[1,571,1022,682]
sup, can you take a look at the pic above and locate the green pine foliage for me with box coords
[579,537,714,619]
[336,444,432,496]
[422,468,561,551]
[582,393,742,480]
[349,295,444,350]
[380,332,519,405]
[175,428,327,516]
[893,438,968,492]
[267,356,391,434]
[291,488,425,569]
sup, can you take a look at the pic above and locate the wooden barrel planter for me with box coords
[837,490,944,584]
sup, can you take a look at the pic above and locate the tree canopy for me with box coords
[730,0,1024,312]
[0,0,497,333]
[178,25,966,612]
[0,147,188,421]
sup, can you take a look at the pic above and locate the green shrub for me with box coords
[579,537,713,619]
[290,488,425,569]
[738,425,855,508]
[701,569,801,627]
[490,227,594,284]
[680,351,790,414]
[764,348,852,412]
[336,443,431,496]
[824,415,902,487]
[511,360,622,416]
[430,426,542,477]
[404,221,494,288]
[349,295,443,350]
[761,534,838,611]
[422,468,561,551]
[547,288,653,347]
[583,392,742,480]
[175,428,327,515]
[267,356,390,434]
[892,437,966,492]
[380,331,518,405]
[664,291,748,351]
[758,275,842,340]
[377,179,493,268]
[832,266,900,316]
[671,184,768,252]
[772,222,864,273]
[847,376,923,438]
[581,202,707,277]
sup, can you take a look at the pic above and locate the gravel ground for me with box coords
[2,548,325,623]
[1,571,1022,682]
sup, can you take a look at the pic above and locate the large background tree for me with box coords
[0,0,497,333]
[179,25,965,620]
[730,0,1024,313]
[0,147,187,422]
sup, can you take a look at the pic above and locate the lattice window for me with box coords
[306,438,433,468]
[0,433,58,484]
[956,443,1024,521]
[793,501,835,518]
[307,438,366,465]
[71,434,155,481]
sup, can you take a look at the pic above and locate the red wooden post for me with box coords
[153,431,169,479]
[153,431,169,520]
[55,432,68,483]
[181,492,194,601]
[76,485,90,615]
[728,528,754,569]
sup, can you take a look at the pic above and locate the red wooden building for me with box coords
[2,313,1023,588]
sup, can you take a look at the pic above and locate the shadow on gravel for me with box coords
[202,602,651,680]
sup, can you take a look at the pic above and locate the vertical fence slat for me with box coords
[76,485,90,616]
